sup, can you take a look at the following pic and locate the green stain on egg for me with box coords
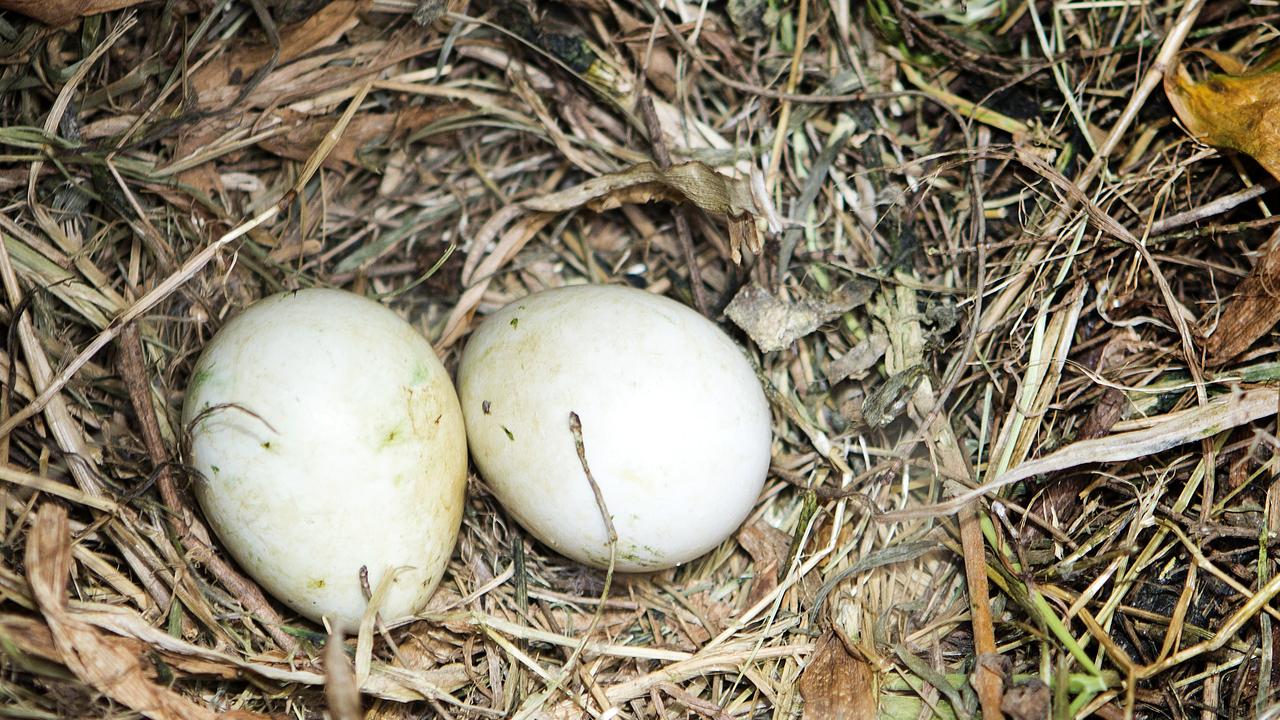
[409,364,432,385]
[379,425,406,449]
[188,366,214,393]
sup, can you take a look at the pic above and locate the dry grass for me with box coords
[2,0,1280,717]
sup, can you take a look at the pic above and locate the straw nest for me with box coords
[1,0,1279,718]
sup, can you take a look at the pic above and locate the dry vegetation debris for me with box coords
[3,0,1280,717]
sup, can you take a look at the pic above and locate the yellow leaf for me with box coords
[1164,49,1280,181]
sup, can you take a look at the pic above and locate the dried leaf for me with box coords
[522,160,761,229]
[0,0,143,25]
[191,0,365,98]
[798,633,877,719]
[78,604,471,704]
[862,365,925,428]
[0,613,241,679]
[257,105,466,168]
[827,332,890,384]
[1203,225,1280,365]
[1164,48,1280,181]
[727,0,779,41]
[736,520,791,608]
[725,280,875,353]
[25,504,274,720]
[1001,679,1050,720]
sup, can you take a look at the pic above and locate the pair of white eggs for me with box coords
[183,286,772,629]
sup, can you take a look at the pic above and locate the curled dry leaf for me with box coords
[24,504,275,720]
[522,160,765,260]
[1164,48,1280,181]
[736,520,791,608]
[826,332,890,384]
[798,633,877,719]
[523,161,755,216]
[724,280,876,353]
[0,0,144,25]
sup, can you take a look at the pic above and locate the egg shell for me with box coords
[182,289,467,630]
[457,285,772,571]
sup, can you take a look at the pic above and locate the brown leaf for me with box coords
[798,633,877,719]
[1203,225,1280,365]
[257,105,466,168]
[736,520,791,608]
[523,160,759,223]
[25,504,275,720]
[1164,48,1280,181]
[0,613,244,679]
[725,280,875,353]
[191,0,365,97]
[1001,679,1049,720]
[0,0,144,25]
[520,160,766,265]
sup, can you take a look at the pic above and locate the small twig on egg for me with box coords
[551,412,619,713]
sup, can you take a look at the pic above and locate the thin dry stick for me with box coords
[961,504,1003,718]
[1149,180,1276,235]
[638,96,708,315]
[570,412,617,548]
[500,411,622,719]
[117,323,298,653]
[911,378,1003,718]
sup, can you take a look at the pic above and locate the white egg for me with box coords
[457,285,772,571]
[182,289,467,629]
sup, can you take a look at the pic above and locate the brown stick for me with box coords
[638,95,709,315]
[910,382,1003,718]
[959,504,1004,720]
[117,322,298,653]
